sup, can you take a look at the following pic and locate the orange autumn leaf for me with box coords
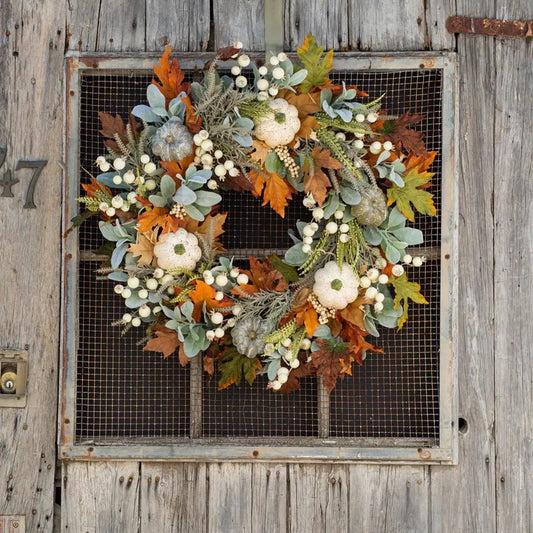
[81,177,111,198]
[302,308,319,336]
[250,139,272,165]
[160,154,195,180]
[339,295,370,331]
[189,280,232,322]
[127,229,158,266]
[152,45,187,104]
[340,322,384,365]
[182,212,227,255]
[181,94,202,134]
[404,151,437,173]
[248,170,293,218]
[143,328,180,359]
[278,90,321,139]
[137,207,180,234]
[302,146,341,205]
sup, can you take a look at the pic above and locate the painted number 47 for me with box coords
[0,146,48,209]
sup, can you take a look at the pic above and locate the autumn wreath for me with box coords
[74,35,437,393]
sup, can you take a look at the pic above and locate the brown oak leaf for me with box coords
[311,339,354,393]
[152,45,187,104]
[278,361,316,394]
[384,113,428,157]
[98,112,140,154]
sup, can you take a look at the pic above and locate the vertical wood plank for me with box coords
[494,4,533,533]
[425,0,455,50]
[140,463,207,532]
[349,466,429,532]
[95,0,146,52]
[283,0,349,51]
[252,464,288,533]
[66,0,101,51]
[430,3,497,532]
[145,0,210,52]
[213,0,265,51]
[347,0,427,51]
[0,1,64,531]
[208,463,252,533]
[288,464,349,533]
[62,462,140,532]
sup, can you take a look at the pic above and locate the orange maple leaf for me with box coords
[404,151,437,173]
[189,280,232,322]
[278,90,321,139]
[143,328,180,359]
[302,146,341,205]
[340,322,384,365]
[137,207,180,234]
[152,45,187,104]
[182,213,227,255]
[249,139,271,165]
[248,170,293,218]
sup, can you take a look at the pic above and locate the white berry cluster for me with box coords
[202,266,247,341]
[267,335,311,391]
[274,145,299,180]
[301,221,319,254]
[191,129,239,184]
[308,292,336,324]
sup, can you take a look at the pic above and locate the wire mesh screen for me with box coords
[75,66,442,445]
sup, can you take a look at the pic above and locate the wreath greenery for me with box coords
[74,35,437,393]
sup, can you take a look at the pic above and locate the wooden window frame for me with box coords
[60,52,458,464]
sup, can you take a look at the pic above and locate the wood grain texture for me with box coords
[252,464,288,533]
[208,463,252,533]
[66,0,100,51]
[284,0,349,51]
[425,0,455,50]
[349,466,429,532]
[494,4,533,532]
[146,0,210,52]
[213,0,265,51]
[140,463,207,532]
[0,1,64,531]
[288,464,349,533]
[95,0,146,52]
[430,1,497,529]
[348,0,427,51]
[61,462,140,532]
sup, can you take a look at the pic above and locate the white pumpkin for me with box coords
[153,228,202,270]
[254,98,301,148]
[312,261,359,310]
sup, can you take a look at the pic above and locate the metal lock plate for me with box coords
[0,515,25,532]
[0,349,28,408]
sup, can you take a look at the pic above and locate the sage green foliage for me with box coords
[362,207,423,264]
[161,301,210,357]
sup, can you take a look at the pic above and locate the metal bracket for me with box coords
[446,16,533,38]
[0,349,28,408]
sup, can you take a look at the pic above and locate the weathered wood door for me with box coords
[0,1,531,532]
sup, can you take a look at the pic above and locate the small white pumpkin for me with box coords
[153,228,202,270]
[254,98,301,148]
[312,261,359,310]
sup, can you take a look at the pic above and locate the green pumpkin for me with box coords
[151,117,193,161]
[351,186,388,226]
[231,317,270,358]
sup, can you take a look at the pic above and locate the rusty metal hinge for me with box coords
[446,16,533,38]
